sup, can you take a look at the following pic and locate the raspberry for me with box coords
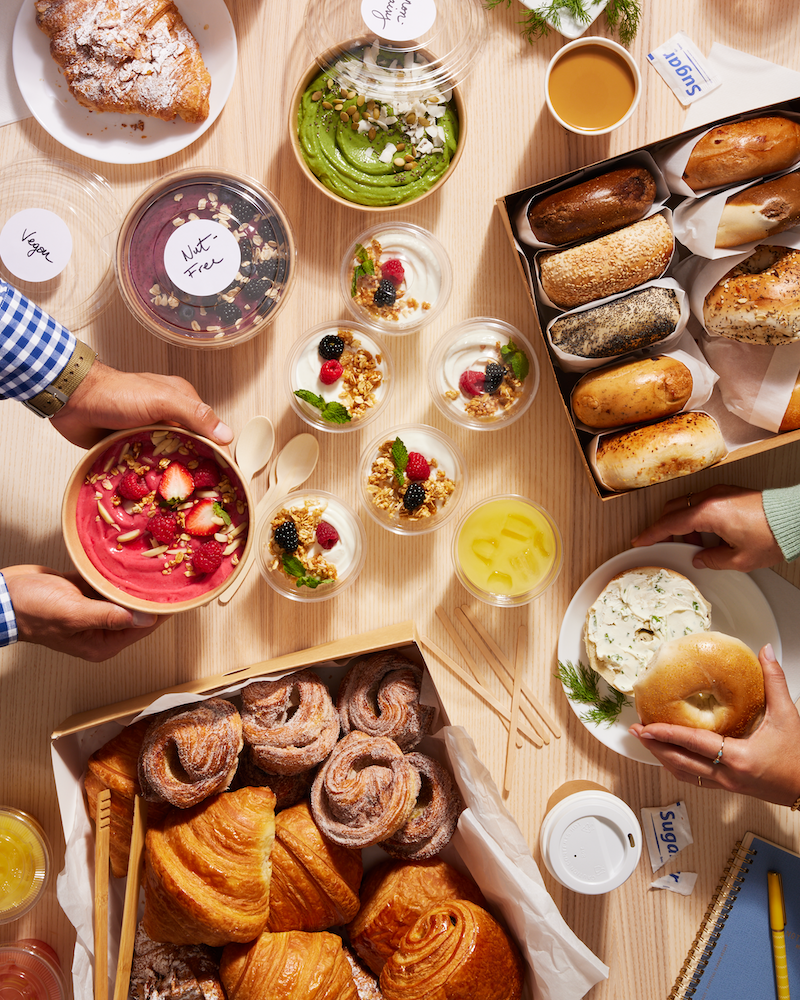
[381,258,405,286]
[373,279,396,307]
[320,360,343,385]
[405,452,430,481]
[193,539,224,575]
[315,520,340,550]
[118,471,149,501]
[458,370,485,397]
[148,510,177,545]
[193,461,219,490]
[274,520,299,552]
[403,482,426,511]
[484,362,506,394]
[318,334,345,360]
[215,301,242,325]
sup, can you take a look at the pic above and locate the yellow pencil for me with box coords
[768,870,791,1000]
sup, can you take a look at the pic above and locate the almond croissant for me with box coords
[267,801,362,933]
[142,786,276,947]
[221,931,358,1000]
[34,0,211,123]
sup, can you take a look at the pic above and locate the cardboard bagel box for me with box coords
[496,96,800,499]
[50,622,608,1000]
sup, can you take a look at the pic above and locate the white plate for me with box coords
[557,544,782,765]
[518,0,609,40]
[12,0,237,164]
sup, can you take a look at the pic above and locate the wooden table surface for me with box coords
[2,2,800,998]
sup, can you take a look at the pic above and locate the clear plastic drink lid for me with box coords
[303,0,487,99]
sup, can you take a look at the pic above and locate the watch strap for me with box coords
[23,338,97,418]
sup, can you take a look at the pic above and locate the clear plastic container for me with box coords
[0,941,68,1000]
[254,489,366,601]
[359,423,467,535]
[115,168,297,349]
[0,808,51,924]
[340,223,452,336]
[286,321,394,433]
[452,495,562,607]
[428,318,540,429]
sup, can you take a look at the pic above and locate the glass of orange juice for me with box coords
[0,807,51,924]
[452,495,562,606]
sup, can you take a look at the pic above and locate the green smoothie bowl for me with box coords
[289,42,467,212]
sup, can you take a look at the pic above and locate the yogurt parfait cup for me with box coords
[115,168,297,349]
[286,321,394,433]
[254,490,366,602]
[452,495,563,606]
[428,318,540,429]
[340,223,452,335]
[359,423,468,535]
[62,426,253,613]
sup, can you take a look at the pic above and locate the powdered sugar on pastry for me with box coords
[35,0,211,123]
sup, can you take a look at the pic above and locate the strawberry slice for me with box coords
[184,498,225,536]
[158,462,195,503]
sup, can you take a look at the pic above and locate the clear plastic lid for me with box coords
[0,159,121,332]
[303,0,487,99]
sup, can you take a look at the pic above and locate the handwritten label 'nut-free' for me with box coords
[163,219,242,296]
[0,208,73,282]
[360,0,436,41]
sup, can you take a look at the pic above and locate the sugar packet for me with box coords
[651,871,698,896]
[647,32,721,106]
[640,801,693,872]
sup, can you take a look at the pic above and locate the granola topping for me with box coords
[367,440,456,522]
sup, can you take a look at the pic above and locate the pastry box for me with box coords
[496,96,800,499]
[50,622,608,1000]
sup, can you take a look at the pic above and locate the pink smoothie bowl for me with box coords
[61,425,254,614]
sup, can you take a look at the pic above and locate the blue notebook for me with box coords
[671,832,800,999]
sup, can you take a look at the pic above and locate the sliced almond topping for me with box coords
[117,529,141,543]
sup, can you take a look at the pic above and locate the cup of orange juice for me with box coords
[452,494,562,606]
[545,37,641,136]
[0,807,51,924]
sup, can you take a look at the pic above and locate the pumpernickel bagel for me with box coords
[633,631,765,738]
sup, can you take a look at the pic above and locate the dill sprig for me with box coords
[556,659,631,727]
[483,0,641,46]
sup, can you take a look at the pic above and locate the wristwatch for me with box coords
[23,338,98,418]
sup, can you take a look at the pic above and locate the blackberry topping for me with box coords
[225,193,255,224]
[215,301,242,325]
[484,362,506,394]
[403,482,426,511]
[274,519,299,552]
[373,279,397,307]
[238,238,254,274]
[255,258,279,280]
[243,277,271,301]
[318,334,345,360]
[259,219,276,243]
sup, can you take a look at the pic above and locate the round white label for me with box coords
[163,219,242,296]
[0,208,73,282]
[360,0,437,40]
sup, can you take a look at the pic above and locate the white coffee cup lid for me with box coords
[539,790,642,894]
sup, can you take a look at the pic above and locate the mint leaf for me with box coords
[281,553,325,589]
[351,243,375,297]
[501,340,530,382]
[390,436,408,487]
[212,502,231,526]
[294,390,352,424]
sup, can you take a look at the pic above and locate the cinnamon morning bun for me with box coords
[337,653,434,752]
[310,731,420,849]
[241,671,340,775]
[381,753,464,860]
[129,923,226,1000]
[234,745,314,810]
[138,698,243,809]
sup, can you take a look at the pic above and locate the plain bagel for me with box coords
[683,116,800,192]
[633,631,765,737]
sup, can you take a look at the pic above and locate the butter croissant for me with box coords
[220,930,358,1000]
[34,0,211,123]
[379,900,525,1000]
[142,786,276,947]
[139,698,243,808]
[267,801,362,933]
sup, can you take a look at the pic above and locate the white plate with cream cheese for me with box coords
[557,543,782,764]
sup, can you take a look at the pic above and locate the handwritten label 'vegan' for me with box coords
[0,208,73,282]
[163,219,242,295]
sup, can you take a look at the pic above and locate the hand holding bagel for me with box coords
[629,645,800,806]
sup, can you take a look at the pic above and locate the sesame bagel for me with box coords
[633,631,765,737]
[539,214,673,309]
[703,244,800,344]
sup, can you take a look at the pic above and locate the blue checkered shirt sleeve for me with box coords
[0,279,75,402]
[0,572,18,646]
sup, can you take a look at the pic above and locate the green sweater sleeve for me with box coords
[762,484,800,563]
